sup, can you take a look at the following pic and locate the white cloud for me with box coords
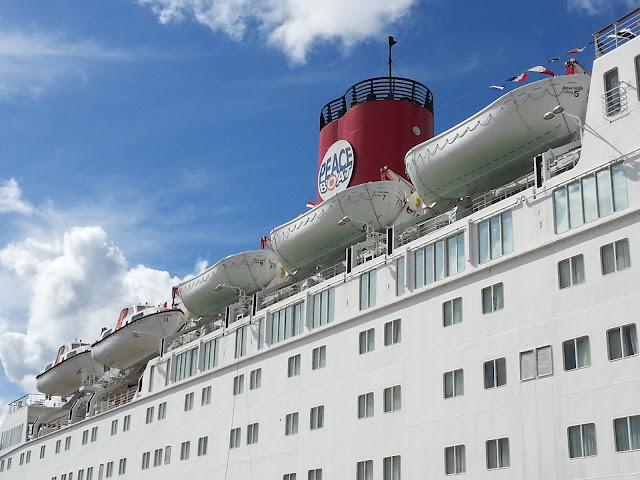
[0,179,35,215]
[0,30,133,101]
[567,0,636,15]
[138,0,417,63]
[0,181,186,393]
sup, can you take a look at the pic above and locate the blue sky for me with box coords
[0,0,636,409]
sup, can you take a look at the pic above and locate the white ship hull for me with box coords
[35,351,102,398]
[270,181,408,274]
[91,310,185,371]
[406,75,590,208]
[178,251,281,317]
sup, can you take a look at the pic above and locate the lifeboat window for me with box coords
[66,351,76,359]
[102,328,113,338]
[45,363,53,371]
[131,312,144,322]
[604,68,621,115]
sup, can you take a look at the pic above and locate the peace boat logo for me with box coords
[318,139,355,201]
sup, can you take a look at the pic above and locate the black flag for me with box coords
[389,36,397,47]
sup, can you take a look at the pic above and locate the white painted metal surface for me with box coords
[35,349,102,398]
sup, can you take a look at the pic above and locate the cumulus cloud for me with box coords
[0,30,133,101]
[0,210,183,391]
[0,179,35,215]
[138,0,417,63]
[568,0,637,15]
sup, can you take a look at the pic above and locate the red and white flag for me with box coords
[527,66,555,76]
[306,202,316,209]
[506,73,528,82]
[566,47,585,54]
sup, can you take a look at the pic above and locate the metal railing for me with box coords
[259,284,301,309]
[593,7,640,57]
[320,76,433,130]
[8,393,49,414]
[601,84,628,117]
[353,232,387,267]
[95,386,137,415]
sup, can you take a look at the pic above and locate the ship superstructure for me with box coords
[2,8,640,480]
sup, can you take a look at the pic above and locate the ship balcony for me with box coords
[593,7,640,58]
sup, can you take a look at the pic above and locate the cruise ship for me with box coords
[2,8,640,480]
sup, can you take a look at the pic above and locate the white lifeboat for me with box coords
[178,250,281,317]
[36,343,102,398]
[91,305,185,371]
[405,74,590,208]
[270,181,408,275]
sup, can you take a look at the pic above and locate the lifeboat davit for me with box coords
[405,74,590,208]
[178,251,281,317]
[36,343,103,398]
[91,305,185,371]
[270,181,409,275]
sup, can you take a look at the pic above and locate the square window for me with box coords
[359,328,375,354]
[201,386,212,406]
[145,407,154,424]
[356,460,373,480]
[558,254,585,289]
[607,324,637,360]
[287,355,301,377]
[484,358,507,389]
[444,445,465,475]
[481,283,504,314]
[486,438,510,469]
[614,415,640,451]
[383,455,401,480]
[443,297,463,327]
[384,319,401,346]
[233,374,245,394]
[383,385,401,412]
[184,392,194,411]
[229,428,241,449]
[358,392,374,419]
[158,401,167,419]
[310,405,324,430]
[563,336,591,370]
[601,239,631,275]
[312,346,326,370]
[247,423,259,445]
[568,423,597,457]
[250,369,262,390]
[308,468,322,480]
[285,412,299,436]
[443,369,464,398]
[180,441,191,460]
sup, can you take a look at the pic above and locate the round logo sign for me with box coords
[318,139,355,201]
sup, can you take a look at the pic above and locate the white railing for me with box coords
[95,386,137,415]
[601,84,628,117]
[593,7,640,58]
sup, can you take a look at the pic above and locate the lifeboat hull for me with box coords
[178,251,280,317]
[270,181,408,274]
[405,75,590,207]
[91,309,185,371]
[36,351,102,398]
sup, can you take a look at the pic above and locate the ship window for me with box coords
[229,428,242,449]
[250,368,262,390]
[310,405,324,430]
[153,449,162,467]
[312,346,326,370]
[164,446,171,464]
[443,297,463,327]
[558,255,585,289]
[554,162,628,234]
[396,257,406,296]
[358,392,374,419]
[359,270,377,310]
[311,289,334,329]
[443,369,464,398]
[383,385,402,412]
[520,345,553,381]
[148,365,154,392]
[285,412,299,436]
[607,324,638,360]
[118,458,126,475]
[357,460,373,480]
[184,392,194,411]
[180,440,191,460]
[604,68,621,115]
[247,423,259,445]
[91,427,98,442]
[271,302,305,343]
[159,401,167,419]
[308,468,322,480]
[233,374,244,395]
[444,444,466,475]
[5,458,9,470]
[173,347,198,382]
[197,436,208,456]
[145,407,154,424]
[25,450,30,464]
[201,337,219,371]
[415,232,466,288]
[105,461,113,478]
[568,423,597,458]
[111,419,118,436]
[78,469,84,480]
[0,459,4,471]
[141,452,150,470]
[384,319,401,346]
[201,386,212,405]
[19,453,23,465]
[61,475,67,480]
[283,474,296,480]
[87,467,93,480]
[484,357,507,389]
[481,282,504,314]
[486,438,510,469]
[40,445,46,458]
[82,430,88,445]
[383,455,401,480]
[479,212,513,264]
[55,439,61,454]
[601,238,631,275]
[235,324,248,359]
[636,55,640,100]
[563,336,591,370]
[614,415,640,451]
[98,464,104,480]
[123,415,131,432]
[359,328,375,354]
[287,354,301,378]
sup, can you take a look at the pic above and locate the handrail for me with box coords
[593,7,640,58]
[319,76,433,130]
